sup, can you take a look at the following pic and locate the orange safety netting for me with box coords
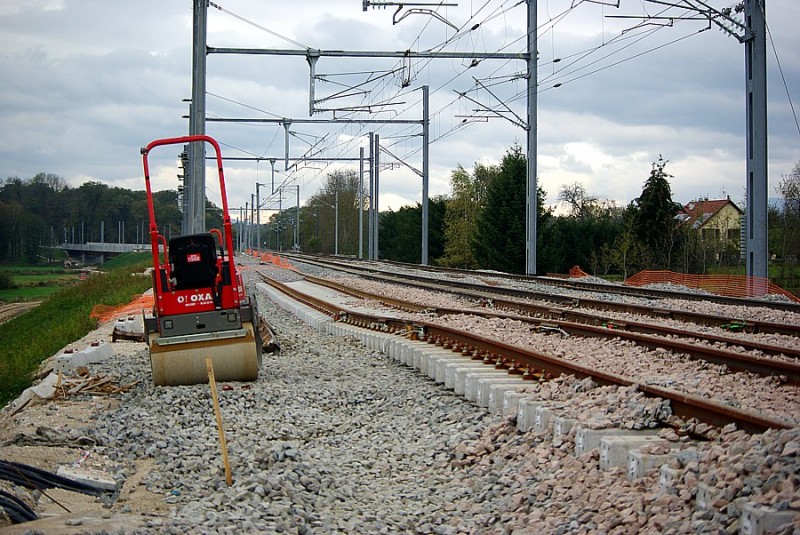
[90,293,155,324]
[624,270,800,302]
[569,265,591,278]
[255,251,297,271]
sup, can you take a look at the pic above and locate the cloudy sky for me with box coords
[1,0,798,219]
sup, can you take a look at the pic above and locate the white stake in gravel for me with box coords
[206,357,232,486]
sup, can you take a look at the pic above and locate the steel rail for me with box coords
[258,274,793,434]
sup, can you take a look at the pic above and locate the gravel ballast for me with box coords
[89,294,496,534]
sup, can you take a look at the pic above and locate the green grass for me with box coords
[99,252,151,271]
[0,286,66,300]
[0,256,152,408]
[0,264,81,302]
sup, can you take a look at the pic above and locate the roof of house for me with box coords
[675,198,742,229]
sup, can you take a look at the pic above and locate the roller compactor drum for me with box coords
[140,135,263,386]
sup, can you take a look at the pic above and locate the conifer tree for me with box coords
[633,156,682,268]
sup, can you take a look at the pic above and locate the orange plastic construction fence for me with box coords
[255,251,297,271]
[569,265,591,278]
[623,270,799,302]
[90,293,155,324]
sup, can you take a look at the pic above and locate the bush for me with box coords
[0,271,13,290]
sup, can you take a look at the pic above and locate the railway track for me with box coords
[301,272,800,364]
[257,270,795,435]
[4,257,795,533]
[287,253,800,313]
[283,255,800,337]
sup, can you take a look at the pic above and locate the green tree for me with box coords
[633,157,682,269]
[441,163,497,268]
[379,197,446,263]
[473,145,528,274]
[772,161,800,291]
[301,170,367,255]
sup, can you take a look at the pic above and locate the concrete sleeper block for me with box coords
[599,436,669,470]
[740,503,797,535]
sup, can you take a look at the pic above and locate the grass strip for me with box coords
[0,255,152,408]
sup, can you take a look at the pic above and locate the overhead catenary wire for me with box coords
[203,0,754,211]
[764,14,800,139]
[208,1,311,50]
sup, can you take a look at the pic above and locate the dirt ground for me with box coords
[0,320,172,534]
[0,302,40,326]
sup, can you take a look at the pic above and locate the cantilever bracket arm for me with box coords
[394,7,459,30]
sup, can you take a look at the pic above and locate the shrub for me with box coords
[0,272,13,290]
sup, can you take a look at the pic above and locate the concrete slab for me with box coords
[53,342,114,374]
[516,398,543,432]
[534,406,556,435]
[433,355,475,383]
[465,371,516,402]
[459,371,505,398]
[489,383,535,414]
[553,416,578,439]
[445,361,489,390]
[504,391,529,419]
[695,482,724,511]
[57,465,117,492]
[659,465,681,491]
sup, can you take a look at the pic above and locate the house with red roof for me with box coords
[676,196,743,260]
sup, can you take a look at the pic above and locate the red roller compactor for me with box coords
[141,135,262,386]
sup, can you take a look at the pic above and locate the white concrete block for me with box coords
[465,371,512,402]
[57,466,116,492]
[477,378,526,408]
[445,362,487,390]
[553,416,578,438]
[534,406,555,435]
[574,427,659,457]
[599,436,669,471]
[628,449,676,480]
[516,399,542,432]
[52,342,113,374]
[740,503,797,535]
[659,465,681,491]
[504,391,528,419]
[489,384,533,414]
[433,355,471,383]
[696,482,724,511]
[459,372,502,398]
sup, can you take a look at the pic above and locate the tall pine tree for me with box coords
[633,156,682,269]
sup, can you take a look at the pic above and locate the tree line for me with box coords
[4,154,799,287]
[0,173,223,264]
